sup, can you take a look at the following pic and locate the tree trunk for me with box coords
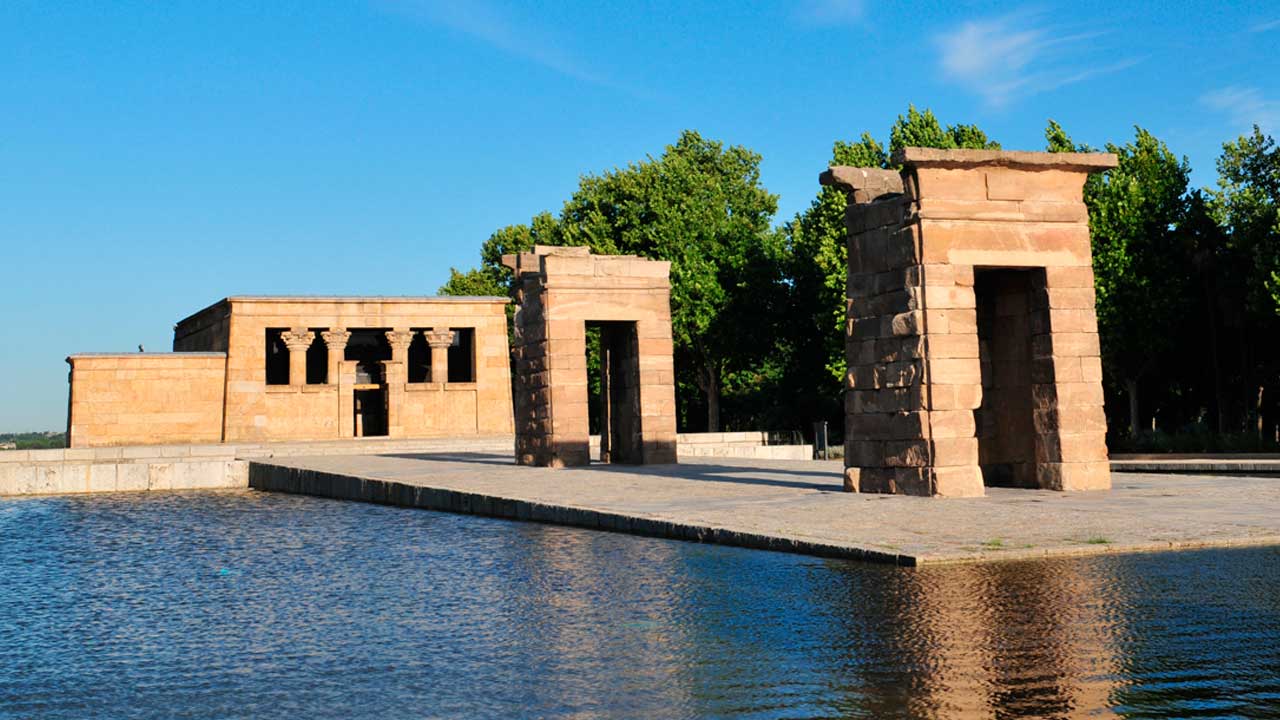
[705,365,721,433]
[1205,282,1225,434]
[1257,385,1266,440]
[1126,378,1140,438]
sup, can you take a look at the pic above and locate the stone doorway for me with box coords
[589,321,643,464]
[354,388,387,437]
[505,246,677,467]
[975,268,1039,487]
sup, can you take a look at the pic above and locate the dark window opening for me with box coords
[265,328,289,385]
[448,328,476,383]
[305,329,327,384]
[407,330,430,383]
[344,329,391,385]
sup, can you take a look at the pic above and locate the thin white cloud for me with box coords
[383,0,634,94]
[795,0,865,26]
[1201,86,1280,133]
[1249,18,1280,33]
[935,13,1138,106]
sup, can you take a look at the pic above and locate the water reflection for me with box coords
[1,492,1278,719]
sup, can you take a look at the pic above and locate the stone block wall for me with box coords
[66,353,226,447]
[505,246,677,467]
[825,148,1116,496]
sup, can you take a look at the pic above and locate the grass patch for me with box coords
[981,538,1005,549]
[1084,536,1112,545]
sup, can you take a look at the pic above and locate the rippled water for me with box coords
[2,491,1279,718]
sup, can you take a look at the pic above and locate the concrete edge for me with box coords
[247,461,1280,568]
[246,462,919,567]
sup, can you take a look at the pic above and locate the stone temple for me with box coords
[61,145,1117,499]
[823,148,1117,496]
[66,296,515,446]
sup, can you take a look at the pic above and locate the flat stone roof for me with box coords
[224,295,510,303]
[66,352,227,359]
[175,295,511,327]
[894,146,1119,171]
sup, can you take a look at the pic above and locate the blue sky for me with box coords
[3,0,1278,432]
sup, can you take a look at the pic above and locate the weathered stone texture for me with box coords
[824,147,1117,496]
[505,246,677,467]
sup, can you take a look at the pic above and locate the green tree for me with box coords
[778,106,998,435]
[1208,126,1280,435]
[444,131,782,432]
[438,267,505,297]
[1047,121,1195,437]
[556,131,782,431]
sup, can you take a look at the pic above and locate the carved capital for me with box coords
[423,329,456,349]
[320,329,352,351]
[279,328,315,351]
[385,329,416,352]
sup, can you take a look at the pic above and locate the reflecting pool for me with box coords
[2,491,1279,718]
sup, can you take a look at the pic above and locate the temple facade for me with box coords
[66,296,514,447]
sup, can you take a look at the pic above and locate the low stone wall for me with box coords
[66,352,228,447]
[677,432,813,460]
[0,435,514,497]
[587,431,814,460]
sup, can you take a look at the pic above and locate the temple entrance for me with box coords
[588,321,642,464]
[974,268,1038,487]
[354,388,387,437]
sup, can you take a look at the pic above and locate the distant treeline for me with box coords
[0,432,67,450]
[441,105,1280,452]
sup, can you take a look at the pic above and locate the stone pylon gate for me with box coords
[824,148,1117,496]
[504,246,678,467]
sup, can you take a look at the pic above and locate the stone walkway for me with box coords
[251,453,1280,565]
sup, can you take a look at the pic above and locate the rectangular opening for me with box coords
[354,388,387,437]
[407,330,430,383]
[344,329,390,385]
[975,268,1038,487]
[447,328,475,383]
[587,320,642,464]
[305,329,327,384]
[265,328,289,385]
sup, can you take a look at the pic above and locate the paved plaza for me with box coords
[252,453,1280,565]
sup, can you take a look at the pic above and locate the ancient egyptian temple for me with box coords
[824,148,1117,496]
[65,297,514,446]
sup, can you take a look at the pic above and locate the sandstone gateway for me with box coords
[63,145,1116,497]
[824,148,1116,496]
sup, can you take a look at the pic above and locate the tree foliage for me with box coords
[440,107,1280,445]
[442,131,782,431]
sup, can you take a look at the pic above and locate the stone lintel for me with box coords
[893,147,1118,172]
[820,166,904,204]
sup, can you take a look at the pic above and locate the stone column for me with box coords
[423,329,456,385]
[337,360,358,437]
[385,329,415,364]
[279,328,315,387]
[383,330,415,438]
[320,329,351,385]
